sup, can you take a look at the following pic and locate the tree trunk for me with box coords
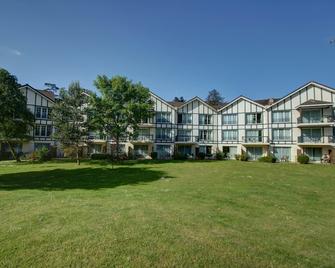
[76,145,80,165]
[6,141,20,162]
[116,136,120,161]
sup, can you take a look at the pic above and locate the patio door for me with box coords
[301,128,322,142]
[247,147,262,161]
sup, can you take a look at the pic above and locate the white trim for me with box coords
[218,96,265,112]
[178,96,218,111]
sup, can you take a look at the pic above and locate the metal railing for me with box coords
[297,116,334,124]
[175,136,197,142]
[132,134,154,142]
[298,136,335,143]
[242,136,269,143]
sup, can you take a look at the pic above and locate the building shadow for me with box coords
[0,166,171,191]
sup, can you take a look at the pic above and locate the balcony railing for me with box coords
[243,136,269,143]
[132,134,154,142]
[155,136,174,143]
[271,137,292,142]
[298,136,335,143]
[297,116,334,124]
[175,135,197,142]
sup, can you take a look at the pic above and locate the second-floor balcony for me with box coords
[155,136,174,143]
[242,136,269,144]
[88,133,107,141]
[297,136,335,144]
[297,116,334,126]
[175,135,198,143]
[131,134,154,143]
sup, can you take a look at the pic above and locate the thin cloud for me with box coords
[0,46,23,56]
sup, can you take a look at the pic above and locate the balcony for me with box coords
[155,136,174,143]
[242,136,269,144]
[297,136,335,144]
[297,116,334,127]
[175,135,198,143]
[88,133,107,141]
[131,134,154,143]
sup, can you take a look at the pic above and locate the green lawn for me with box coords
[0,160,334,267]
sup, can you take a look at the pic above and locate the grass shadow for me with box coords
[0,166,170,191]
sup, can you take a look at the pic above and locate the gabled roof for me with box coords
[149,91,176,109]
[20,84,55,102]
[176,96,218,111]
[254,98,280,106]
[218,95,265,112]
[267,81,335,109]
[167,101,185,108]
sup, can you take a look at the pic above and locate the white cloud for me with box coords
[0,46,22,56]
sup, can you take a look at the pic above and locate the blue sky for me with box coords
[1,0,335,101]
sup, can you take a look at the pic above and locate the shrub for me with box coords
[35,146,52,162]
[0,151,12,161]
[91,153,109,160]
[216,151,225,160]
[298,154,309,164]
[151,151,158,160]
[198,152,206,160]
[240,152,248,161]
[258,155,277,163]
[235,154,241,160]
[173,152,187,160]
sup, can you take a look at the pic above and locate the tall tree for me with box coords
[206,89,224,106]
[91,75,154,160]
[0,68,34,162]
[173,96,185,102]
[51,82,88,165]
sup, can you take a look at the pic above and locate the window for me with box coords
[156,145,171,159]
[199,114,212,125]
[177,129,192,141]
[301,128,322,142]
[222,114,237,125]
[156,112,171,123]
[36,107,41,118]
[272,128,291,141]
[47,125,53,137]
[247,147,263,160]
[42,107,47,119]
[245,130,262,142]
[273,147,291,161]
[35,125,40,136]
[41,126,46,136]
[246,113,262,124]
[301,110,322,123]
[199,130,212,141]
[177,113,192,124]
[304,147,322,161]
[199,146,212,155]
[178,145,192,155]
[272,111,290,123]
[222,146,237,159]
[156,128,172,141]
[222,130,238,141]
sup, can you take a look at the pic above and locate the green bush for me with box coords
[240,152,248,161]
[215,151,225,160]
[198,152,206,160]
[150,151,158,160]
[235,154,241,160]
[91,153,109,160]
[258,155,277,163]
[0,152,12,161]
[35,147,52,162]
[173,152,187,160]
[298,154,309,164]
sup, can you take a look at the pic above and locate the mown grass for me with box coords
[0,160,334,267]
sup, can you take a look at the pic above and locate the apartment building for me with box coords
[1,81,334,163]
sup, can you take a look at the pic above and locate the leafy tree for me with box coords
[90,75,154,160]
[0,68,34,162]
[173,96,185,102]
[206,89,224,106]
[51,82,89,165]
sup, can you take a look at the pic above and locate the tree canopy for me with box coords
[206,89,224,106]
[0,68,34,161]
[51,81,89,164]
[90,75,154,159]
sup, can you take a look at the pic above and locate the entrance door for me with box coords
[247,147,263,161]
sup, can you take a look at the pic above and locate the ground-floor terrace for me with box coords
[1,140,334,163]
